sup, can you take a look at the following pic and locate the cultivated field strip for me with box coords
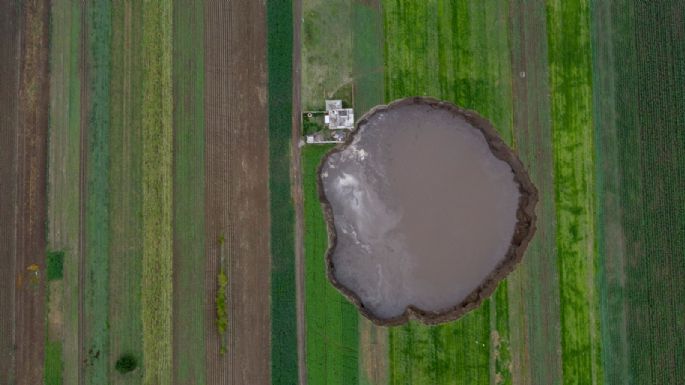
[172,0,206,384]
[109,2,145,385]
[48,1,83,385]
[0,2,21,383]
[613,2,685,383]
[267,1,299,383]
[140,2,174,384]
[507,0,563,383]
[590,2,630,383]
[546,1,603,383]
[302,145,360,385]
[205,1,271,384]
[14,1,51,383]
[82,1,113,383]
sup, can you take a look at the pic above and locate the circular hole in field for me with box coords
[319,97,537,325]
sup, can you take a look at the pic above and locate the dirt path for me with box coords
[204,1,271,384]
[291,0,307,383]
[507,0,563,384]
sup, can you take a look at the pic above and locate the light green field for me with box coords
[140,2,174,384]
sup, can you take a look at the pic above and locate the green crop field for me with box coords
[109,3,145,385]
[268,1,299,384]
[83,2,112,383]
[303,145,360,385]
[140,2,174,384]
[12,0,681,383]
[297,1,685,385]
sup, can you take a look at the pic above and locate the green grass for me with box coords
[352,0,384,117]
[546,1,602,384]
[267,1,299,384]
[302,145,359,385]
[301,0,353,109]
[45,340,63,385]
[83,1,112,383]
[46,251,64,281]
[141,2,173,384]
[171,0,206,381]
[108,2,145,384]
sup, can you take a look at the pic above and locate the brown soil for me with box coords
[0,2,21,383]
[48,282,65,341]
[7,0,51,383]
[204,1,271,384]
[318,97,538,326]
[507,1,563,382]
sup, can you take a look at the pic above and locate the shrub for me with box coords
[46,251,64,281]
[115,354,138,374]
[215,268,229,355]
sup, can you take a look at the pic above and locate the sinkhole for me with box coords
[318,97,537,325]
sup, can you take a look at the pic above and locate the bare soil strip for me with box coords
[507,0,563,383]
[204,1,271,384]
[0,2,21,383]
[14,0,50,383]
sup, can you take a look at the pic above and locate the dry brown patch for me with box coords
[48,281,64,341]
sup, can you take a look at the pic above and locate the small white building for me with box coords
[325,99,354,130]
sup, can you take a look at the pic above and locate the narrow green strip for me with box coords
[303,145,359,385]
[109,2,144,384]
[141,2,174,384]
[45,340,63,385]
[172,0,206,382]
[267,1,298,384]
[62,1,81,384]
[84,1,111,383]
[545,1,602,384]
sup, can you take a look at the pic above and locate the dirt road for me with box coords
[291,0,308,383]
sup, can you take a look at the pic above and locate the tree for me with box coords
[115,354,138,374]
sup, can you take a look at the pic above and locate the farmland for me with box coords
[0,0,682,384]
[296,0,685,384]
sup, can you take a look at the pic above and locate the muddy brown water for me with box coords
[320,98,536,323]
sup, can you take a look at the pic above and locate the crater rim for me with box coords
[317,96,539,326]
